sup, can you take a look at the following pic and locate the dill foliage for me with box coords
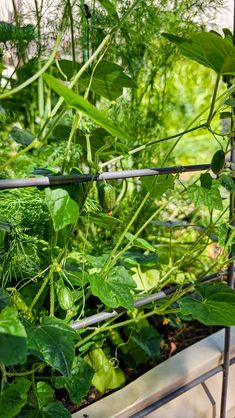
[0,188,50,286]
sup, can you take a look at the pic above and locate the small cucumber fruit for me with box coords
[98,183,116,212]
[57,286,73,310]
[211,150,225,175]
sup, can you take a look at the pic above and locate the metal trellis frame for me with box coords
[0,163,210,190]
[129,357,235,418]
[220,2,235,416]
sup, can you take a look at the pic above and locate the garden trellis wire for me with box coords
[0,160,233,418]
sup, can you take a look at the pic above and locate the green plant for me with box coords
[1,1,235,417]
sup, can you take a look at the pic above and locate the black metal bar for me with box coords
[201,382,216,418]
[220,3,235,416]
[71,271,227,330]
[0,164,210,190]
[129,357,235,418]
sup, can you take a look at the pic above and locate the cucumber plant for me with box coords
[1,1,235,417]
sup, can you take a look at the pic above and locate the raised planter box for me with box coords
[74,328,235,418]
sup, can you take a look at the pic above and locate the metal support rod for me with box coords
[0,164,210,190]
[129,357,235,418]
[220,3,235,416]
[71,271,227,330]
[220,0,235,418]
[201,382,217,418]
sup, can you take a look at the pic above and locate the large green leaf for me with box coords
[125,232,157,252]
[218,223,231,247]
[188,183,223,210]
[88,212,121,230]
[131,326,161,360]
[200,173,213,189]
[142,174,175,199]
[163,31,235,75]
[51,124,86,144]
[0,288,11,310]
[123,253,159,268]
[90,266,137,309]
[219,174,235,192]
[0,307,27,365]
[54,60,135,100]
[18,387,71,418]
[85,348,125,393]
[80,61,136,100]
[11,127,35,147]
[43,73,130,141]
[178,282,235,326]
[53,357,94,404]
[130,267,160,291]
[36,382,54,409]
[25,317,77,376]
[42,402,71,418]
[122,325,161,367]
[45,188,79,231]
[97,0,119,20]
[0,378,31,418]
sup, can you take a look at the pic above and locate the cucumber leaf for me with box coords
[0,307,27,365]
[219,174,235,192]
[188,183,223,210]
[45,188,79,231]
[10,127,35,147]
[142,174,175,198]
[178,282,235,326]
[129,326,161,361]
[163,31,235,75]
[90,266,137,309]
[36,382,54,409]
[200,172,212,189]
[0,378,31,418]
[88,212,121,230]
[125,232,157,252]
[41,402,71,418]
[97,0,119,21]
[79,60,136,100]
[25,317,77,377]
[53,60,135,100]
[0,288,11,310]
[53,357,94,404]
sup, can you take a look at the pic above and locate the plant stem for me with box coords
[112,201,168,266]
[67,0,76,74]
[102,188,152,273]
[207,74,221,126]
[50,273,55,317]
[0,364,6,392]
[76,305,182,348]
[101,124,206,169]
[6,365,43,377]
[30,266,53,309]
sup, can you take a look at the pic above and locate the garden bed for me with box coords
[75,328,235,418]
[62,320,220,414]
